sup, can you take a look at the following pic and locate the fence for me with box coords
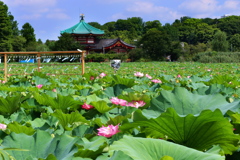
[0,50,86,81]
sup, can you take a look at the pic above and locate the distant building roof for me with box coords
[93,38,136,50]
[60,14,104,35]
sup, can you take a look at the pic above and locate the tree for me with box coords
[162,23,179,41]
[217,16,240,37]
[195,23,218,43]
[102,21,116,32]
[45,39,56,51]
[21,22,36,46]
[11,36,26,51]
[143,20,162,33]
[211,30,229,52]
[139,29,171,60]
[115,19,133,31]
[127,17,144,35]
[229,34,240,51]
[0,1,12,51]
[54,33,83,51]
[8,12,19,37]
[37,39,43,44]
[88,22,103,30]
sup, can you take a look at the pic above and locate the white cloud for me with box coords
[126,1,182,23]
[46,11,70,20]
[96,0,138,3]
[20,14,42,20]
[4,0,56,7]
[179,0,219,14]
[222,0,240,10]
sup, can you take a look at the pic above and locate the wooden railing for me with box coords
[0,50,86,81]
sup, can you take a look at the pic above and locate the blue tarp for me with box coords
[20,59,35,63]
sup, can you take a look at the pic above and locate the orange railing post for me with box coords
[4,54,7,82]
[82,51,85,75]
[37,53,41,72]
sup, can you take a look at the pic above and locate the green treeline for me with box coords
[1,1,240,62]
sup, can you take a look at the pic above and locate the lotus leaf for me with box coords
[110,136,225,160]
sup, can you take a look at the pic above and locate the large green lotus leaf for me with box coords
[0,93,22,115]
[227,110,240,134]
[150,87,240,115]
[108,151,133,160]
[2,130,80,160]
[52,110,89,130]
[74,136,107,159]
[109,136,225,160]
[33,93,80,111]
[131,84,150,92]
[187,82,207,90]
[32,76,51,86]
[122,108,240,154]
[90,101,116,114]
[85,94,109,104]
[104,84,131,98]
[72,125,93,138]
[196,84,235,95]
[112,75,136,88]
[7,121,35,135]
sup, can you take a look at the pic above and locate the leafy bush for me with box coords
[86,53,128,62]
[193,52,240,63]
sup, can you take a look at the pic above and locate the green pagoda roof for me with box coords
[60,15,104,35]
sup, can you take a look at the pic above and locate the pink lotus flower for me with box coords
[90,76,95,80]
[36,84,43,89]
[127,100,146,108]
[52,88,57,92]
[177,74,181,78]
[151,79,162,83]
[81,103,94,110]
[134,72,144,77]
[110,97,127,106]
[145,74,152,79]
[99,72,106,78]
[97,124,120,138]
[0,123,7,130]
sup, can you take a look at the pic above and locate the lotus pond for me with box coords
[0,62,239,160]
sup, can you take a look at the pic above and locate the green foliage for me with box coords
[54,33,83,51]
[21,23,36,46]
[217,15,240,36]
[229,34,240,51]
[139,30,171,60]
[212,30,229,52]
[0,93,22,115]
[11,36,26,51]
[33,93,80,111]
[2,130,81,160]
[7,121,35,135]
[110,136,225,160]
[194,52,240,63]
[52,110,89,130]
[86,53,128,62]
[0,1,12,51]
[122,108,240,154]
[150,87,240,116]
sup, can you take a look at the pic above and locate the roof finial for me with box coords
[80,14,85,21]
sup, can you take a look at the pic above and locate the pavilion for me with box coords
[60,14,136,54]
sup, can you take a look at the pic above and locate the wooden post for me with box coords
[37,53,41,72]
[4,54,7,82]
[82,51,85,75]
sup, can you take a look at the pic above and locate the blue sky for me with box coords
[2,0,240,42]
